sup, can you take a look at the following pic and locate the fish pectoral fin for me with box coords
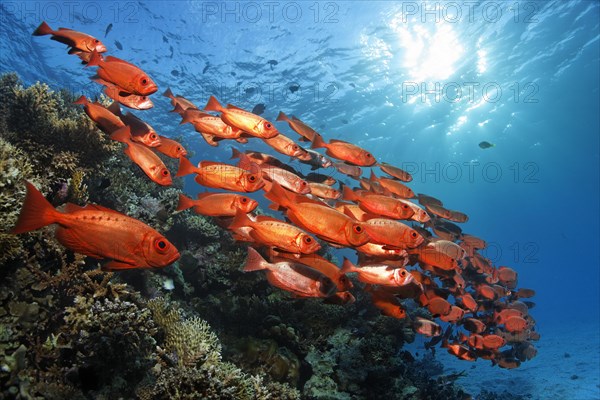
[102,260,139,271]
[55,226,103,259]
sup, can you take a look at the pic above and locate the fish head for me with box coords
[344,222,370,247]
[172,143,187,158]
[142,131,162,147]
[133,72,158,96]
[144,233,180,268]
[297,233,321,254]
[86,38,107,53]
[235,196,259,213]
[396,201,415,219]
[360,151,376,166]
[404,228,424,248]
[317,276,338,297]
[294,179,311,194]
[241,172,264,192]
[337,274,353,291]
[258,120,279,138]
[393,268,415,286]
[131,95,154,110]
[153,166,172,186]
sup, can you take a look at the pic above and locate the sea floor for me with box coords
[409,321,600,399]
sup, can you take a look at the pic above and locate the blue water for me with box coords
[1,1,599,398]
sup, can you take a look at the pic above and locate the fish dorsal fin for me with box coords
[226,104,248,112]
[341,206,358,220]
[196,191,214,200]
[330,139,350,144]
[199,160,226,168]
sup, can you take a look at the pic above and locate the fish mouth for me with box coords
[167,252,181,265]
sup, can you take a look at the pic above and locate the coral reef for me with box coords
[0,73,516,399]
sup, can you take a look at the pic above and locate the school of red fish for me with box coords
[15,22,539,369]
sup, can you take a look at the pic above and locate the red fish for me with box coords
[243,247,337,298]
[176,157,263,192]
[176,193,258,217]
[114,110,162,147]
[12,182,179,270]
[362,218,423,249]
[265,182,370,248]
[33,21,107,54]
[87,51,157,96]
[378,162,413,182]
[229,211,321,255]
[154,136,187,159]
[110,127,172,186]
[180,109,245,145]
[341,258,415,287]
[342,186,415,220]
[262,133,310,159]
[163,88,198,112]
[93,78,153,110]
[204,96,279,139]
[74,96,124,135]
[311,135,376,166]
[365,285,407,319]
[276,111,322,143]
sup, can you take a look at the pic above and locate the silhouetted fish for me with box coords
[268,60,278,70]
[114,40,123,50]
[479,141,495,149]
[104,23,112,38]
[289,84,300,93]
[252,103,266,115]
[171,70,179,77]
[203,62,210,74]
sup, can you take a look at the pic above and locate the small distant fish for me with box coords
[202,62,210,74]
[341,119,349,124]
[169,46,174,58]
[114,40,123,50]
[289,84,300,93]
[349,83,356,88]
[479,141,495,149]
[267,59,278,70]
[162,35,168,43]
[171,70,179,77]
[251,103,265,115]
[104,23,113,38]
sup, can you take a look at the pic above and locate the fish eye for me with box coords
[366,153,372,158]
[154,238,170,253]
[177,146,182,151]
[240,197,248,203]
[161,169,170,177]
[400,270,406,276]
[403,204,409,209]
[304,237,312,243]
[151,134,157,139]
[411,232,418,238]
[142,96,147,100]
[141,77,148,86]
[249,175,256,182]
[265,123,272,129]
[94,39,99,43]
[301,181,307,186]
[353,225,362,234]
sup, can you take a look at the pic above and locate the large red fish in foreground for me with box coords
[12,182,179,270]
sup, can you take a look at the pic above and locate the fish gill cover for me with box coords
[0,1,599,400]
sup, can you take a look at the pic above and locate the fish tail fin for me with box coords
[264,181,292,208]
[310,133,326,149]
[86,49,102,67]
[230,147,243,160]
[228,209,253,230]
[109,126,132,144]
[107,101,121,116]
[73,95,88,105]
[32,21,53,36]
[340,257,356,275]
[179,109,195,125]
[163,87,174,99]
[175,156,198,177]
[11,182,60,234]
[176,193,195,211]
[243,247,269,272]
[369,170,379,183]
[173,103,186,116]
[276,111,289,122]
[341,184,358,202]
[204,95,223,113]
